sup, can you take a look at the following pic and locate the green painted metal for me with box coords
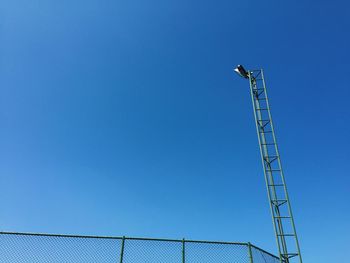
[248,242,253,263]
[182,238,186,263]
[243,69,302,263]
[119,236,125,263]
[0,231,248,245]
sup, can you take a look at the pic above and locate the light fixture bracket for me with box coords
[233,65,249,79]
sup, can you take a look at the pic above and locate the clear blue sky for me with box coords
[1,0,349,262]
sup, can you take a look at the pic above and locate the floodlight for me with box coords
[234,65,249,79]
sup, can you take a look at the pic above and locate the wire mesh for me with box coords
[251,245,282,263]
[123,238,182,263]
[185,241,248,263]
[0,233,121,263]
[0,232,281,263]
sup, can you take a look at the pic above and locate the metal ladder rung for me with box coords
[272,199,287,202]
[259,130,273,133]
[265,169,281,172]
[277,234,295,236]
[263,156,279,163]
[261,143,275,146]
[253,88,264,91]
[274,216,291,219]
[253,92,264,99]
[281,253,299,259]
[271,199,288,206]
[268,184,284,187]
[256,108,269,111]
[253,90,265,97]
[257,120,270,128]
[264,155,278,158]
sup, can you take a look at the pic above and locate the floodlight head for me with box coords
[234,65,249,79]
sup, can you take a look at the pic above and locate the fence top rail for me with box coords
[0,231,279,259]
[0,231,245,245]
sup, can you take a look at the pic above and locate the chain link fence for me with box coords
[0,232,281,263]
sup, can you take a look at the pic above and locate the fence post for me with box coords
[182,238,185,263]
[248,242,253,263]
[119,236,125,263]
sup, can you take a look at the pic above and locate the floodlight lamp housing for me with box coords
[234,65,249,79]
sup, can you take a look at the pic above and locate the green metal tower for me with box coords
[234,66,302,263]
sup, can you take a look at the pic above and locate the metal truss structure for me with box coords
[242,68,303,263]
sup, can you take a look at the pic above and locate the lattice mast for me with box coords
[234,66,302,263]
